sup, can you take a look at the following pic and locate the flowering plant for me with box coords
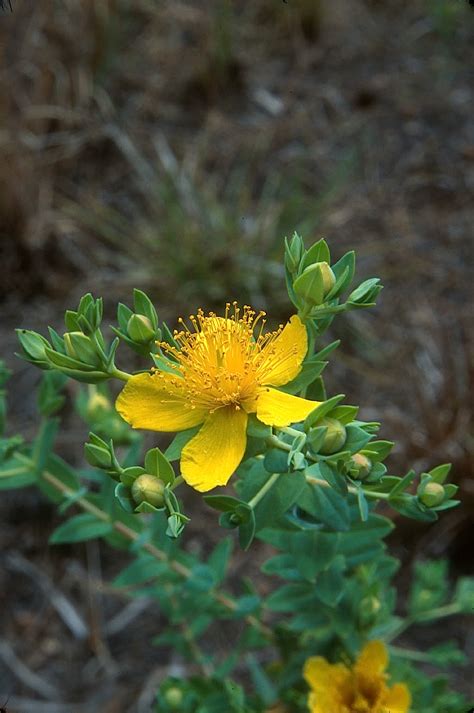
[3,236,471,711]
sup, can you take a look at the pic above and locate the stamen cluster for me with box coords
[155,303,296,412]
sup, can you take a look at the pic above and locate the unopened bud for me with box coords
[419,482,445,507]
[131,474,166,507]
[127,314,155,343]
[358,595,381,626]
[293,262,336,306]
[318,418,347,455]
[315,262,336,294]
[349,453,372,480]
[84,443,113,469]
[164,687,183,709]
[64,332,101,366]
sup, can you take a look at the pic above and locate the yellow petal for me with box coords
[303,657,351,698]
[308,691,346,713]
[382,683,411,713]
[181,407,248,492]
[116,372,206,432]
[256,387,321,427]
[257,315,308,387]
[355,640,388,677]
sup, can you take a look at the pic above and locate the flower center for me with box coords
[157,303,285,411]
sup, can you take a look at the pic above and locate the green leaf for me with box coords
[308,461,348,495]
[246,414,272,439]
[0,457,36,490]
[238,509,256,550]
[280,357,326,395]
[348,278,381,304]
[16,329,51,362]
[427,463,452,484]
[425,641,467,667]
[301,239,330,269]
[338,514,393,566]
[343,424,374,453]
[261,553,299,580]
[208,537,233,584]
[266,582,315,612]
[37,454,80,504]
[246,655,278,706]
[164,427,200,461]
[389,494,438,522]
[328,404,359,424]
[204,494,247,513]
[329,251,355,294]
[113,555,167,587]
[297,481,350,531]
[31,419,58,476]
[117,302,134,331]
[64,310,81,332]
[361,440,394,462]
[355,484,369,521]
[305,376,327,401]
[313,340,340,361]
[253,472,306,532]
[144,447,175,485]
[120,466,145,487]
[44,348,97,372]
[259,528,339,581]
[304,394,345,430]
[50,513,112,543]
[133,289,158,329]
[315,557,346,606]
[454,577,474,613]
[263,448,289,473]
[409,560,449,615]
[114,483,135,513]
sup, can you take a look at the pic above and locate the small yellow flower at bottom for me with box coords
[304,641,411,713]
[116,304,321,492]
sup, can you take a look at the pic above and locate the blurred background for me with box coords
[0,0,473,710]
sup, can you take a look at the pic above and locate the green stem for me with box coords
[389,645,438,663]
[278,426,304,439]
[171,475,184,490]
[387,602,462,643]
[108,367,132,382]
[266,435,291,452]
[248,473,280,509]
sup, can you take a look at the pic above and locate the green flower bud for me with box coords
[164,687,183,709]
[84,442,113,469]
[131,474,166,508]
[349,453,372,480]
[419,482,445,507]
[316,261,336,294]
[127,314,155,343]
[318,417,347,455]
[64,332,101,366]
[293,262,336,306]
[358,595,381,627]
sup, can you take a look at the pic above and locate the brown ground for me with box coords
[0,0,473,710]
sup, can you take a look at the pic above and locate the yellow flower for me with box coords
[116,304,320,492]
[304,641,411,713]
